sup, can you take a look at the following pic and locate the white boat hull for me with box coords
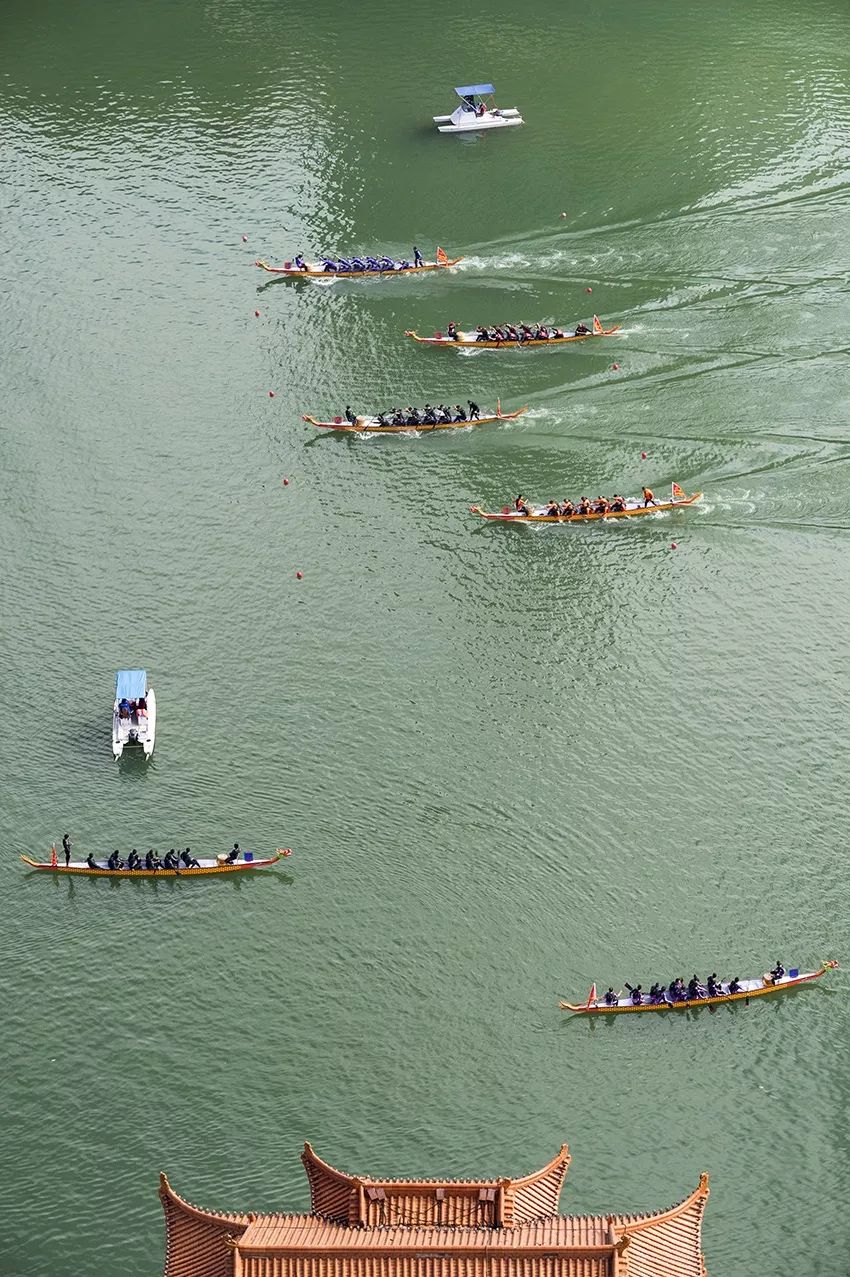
[435,108,523,133]
[112,686,156,759]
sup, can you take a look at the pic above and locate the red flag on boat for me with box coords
[50,843,57,867]
[436,247,448,264]
[585,983,597,1008]
[592,315,603,334]
[671,482,687,501]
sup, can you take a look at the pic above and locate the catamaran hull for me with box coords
[437,115,523,133]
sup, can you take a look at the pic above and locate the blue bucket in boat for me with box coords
[789,968,798,978]
[244,851,254,862]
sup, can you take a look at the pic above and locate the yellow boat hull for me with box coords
[20,851,291,878]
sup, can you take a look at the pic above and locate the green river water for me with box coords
[1,2,849,1274]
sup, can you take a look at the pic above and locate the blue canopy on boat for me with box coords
[455,84,495,98]
[115,669,147,700]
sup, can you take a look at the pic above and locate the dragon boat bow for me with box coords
[21,850,291,878]
[560,961,838,1014]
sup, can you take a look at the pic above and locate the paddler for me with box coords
[225,843,241,864]
[559,500,575,517]
[413,246,424,267]
[467,400,480,420]
[294,254,308,271]
[728,977,742,994]
[344,406,357,425]
[447,321,459,341]
[610,495,626,512]
[86,853,99,870]
[544,501,560,517]
[603,988,619,1006]
[629,985,643,1006]
[769,961,786,984]
[577,497,592,516]
[707,973,722,997]
[453,404,467,422]
[514,495,531,516]
[127,849,141,870]
[642,486,657,507]
[574,322,591,337]
[181,848,200,868]
[594,496,610,514]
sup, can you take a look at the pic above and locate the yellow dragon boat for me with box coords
[20,849,291,878]
[560,962,838,1015]
[471,485,702,523]
[302,403,527,433]
[405,318,620,349]
[255,249,462,279]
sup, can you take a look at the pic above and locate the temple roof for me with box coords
[301,1142,572,1227]
[160,1145,709,1277]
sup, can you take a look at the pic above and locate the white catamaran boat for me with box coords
[434,84,523,134]
[112,669,156,759]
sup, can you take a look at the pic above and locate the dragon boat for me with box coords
[303,403,527,433]
[20,849,291,878]
[471,484,702,523]
[255,249,462,279]
[560,961,838,1015]
[405,318,620,348]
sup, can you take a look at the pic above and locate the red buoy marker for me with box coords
[242,234,248,242]
[611,363,620,371]
[641,451,648,460]
[295,570,303,580]
[671,542,678,550]
[282,477,289,486]
[268,391,275,398]
[585,287,592,293]
[254,309,261,317]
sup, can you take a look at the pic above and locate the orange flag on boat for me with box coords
[592,315,603,334]
[436,247,448,264]
[50,843,57,867]
[585,983,597,1008]
[671,482,687,501]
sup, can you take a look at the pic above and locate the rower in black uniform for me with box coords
[603,987,619,1006]
[728,977,742,994]
[422,404,437,425]
[107,850,123,871]
[344,406,357,425]
[181,847,201,869]
[769,961,786,983]
[163,849,177,870]
[447,321,459,341]
[294,254,308,271]
[468,400,480,420]
[62,833,72,866]
[453,404,466,422]
[413,246,424,267]
[574,322,591,337]
[707,973,722,997]
[127,849,141,870]
[225,843,241,864]
[144,849,155,870]
[86,853,99,870]
[629,985,643,1005]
